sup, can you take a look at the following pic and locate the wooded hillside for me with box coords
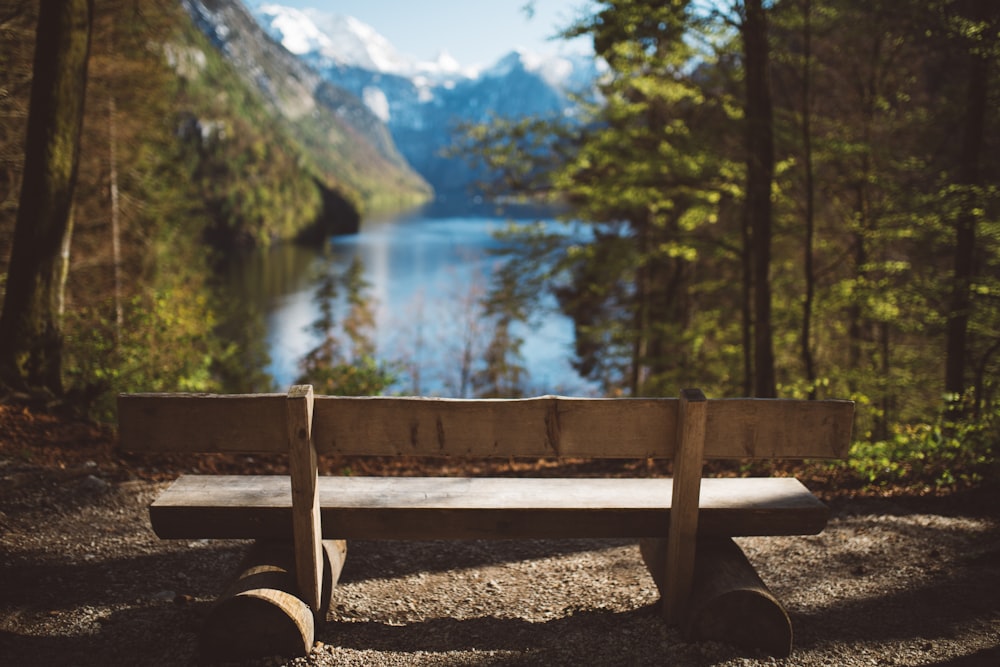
[0,0,428,413]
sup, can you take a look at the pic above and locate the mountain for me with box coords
[249,3,599,195]
[180,0,431,215]
[250,4,480,83]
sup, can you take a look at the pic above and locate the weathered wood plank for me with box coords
[117,392,287,454]
[663,389,708,625]
[312,395,853,460]
[286,385,322,614]
[118,393,854,460]
[149,475,829,540]
[707,398,855,459]
[311,396,673,459]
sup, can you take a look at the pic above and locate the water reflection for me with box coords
[219,201,596,396]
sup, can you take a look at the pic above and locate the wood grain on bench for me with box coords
[149,475,829,540]
[119,393,853,459]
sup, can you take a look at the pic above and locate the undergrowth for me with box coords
[838,399,999,491]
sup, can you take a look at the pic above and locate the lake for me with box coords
[221,200,597,396]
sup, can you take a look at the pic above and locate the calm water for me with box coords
[222,201,596,396]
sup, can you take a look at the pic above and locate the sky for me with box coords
[254,1,595,68]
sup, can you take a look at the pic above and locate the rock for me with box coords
[79,475,108,494]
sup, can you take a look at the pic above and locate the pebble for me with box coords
[79,475,108,494]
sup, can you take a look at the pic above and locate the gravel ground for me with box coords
[2,460,999,667]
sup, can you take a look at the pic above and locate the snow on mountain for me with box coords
[247,2,599,193]
[252,3,478,81]
[481,47,596,92]
[250,3,597,90]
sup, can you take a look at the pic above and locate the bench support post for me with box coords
[663,388,707,625]
[287,385,322,613]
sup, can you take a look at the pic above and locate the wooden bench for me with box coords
[118,386,853,659]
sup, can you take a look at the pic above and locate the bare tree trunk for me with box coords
[0,0,94,394]
[109,93,123,346]
[800,0,817,400]
[630,220,651,396]
[944,1,990,412]
[742,0,777,398]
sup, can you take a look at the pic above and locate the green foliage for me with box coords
[473,256,531,397]
[1,0,429,414]
[455,0,1000,492]
[170,21,328,248]
[843,398,999,488]
[461,0,742,397]
[296,257,397,396]
[64,287,224,421]
[48,0,233,416]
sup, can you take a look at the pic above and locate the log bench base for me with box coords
[641,537,793,658]
[200,540,347,661]
[201,534,791,659]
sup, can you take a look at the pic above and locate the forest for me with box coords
[0,0,997,491]
[0,0,425,412]
[458,0,1000,488]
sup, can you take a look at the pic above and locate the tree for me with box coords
[741,0,778,398]
[297,256,396,396]
[944,0,997,411]
[474,260,529,398]
[0,0,94,394]
[458,0,744,397]
[798,0,818,400]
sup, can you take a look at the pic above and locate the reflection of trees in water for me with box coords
[295,255,396,397]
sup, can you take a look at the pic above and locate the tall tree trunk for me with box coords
[0,0,94,394]
[944,2,990,411]
[877,319,890,441]
[109,93,123,346]
[630,218,652,396]
[742,0,777,398]
[741,216,753,396]
[800,0,817,400]
[847,230,867,377]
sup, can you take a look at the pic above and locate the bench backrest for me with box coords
[117,386,854,625]
[118,391,853,460]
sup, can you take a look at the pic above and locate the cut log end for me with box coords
[199,539,347,661]
[200,588,314,661]
[685,586,792,659]
[641,537,793,658]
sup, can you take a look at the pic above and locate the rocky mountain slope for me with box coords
[250,3,600,194]
[181,0,431,212]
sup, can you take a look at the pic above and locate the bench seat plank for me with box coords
[150,475,829,540]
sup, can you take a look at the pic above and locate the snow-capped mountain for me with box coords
[253,4,479,83]
[180,0,429,204]
[249,2,599,194]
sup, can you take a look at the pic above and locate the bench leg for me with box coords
[640,537,793,658]
[200,539,347,661]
